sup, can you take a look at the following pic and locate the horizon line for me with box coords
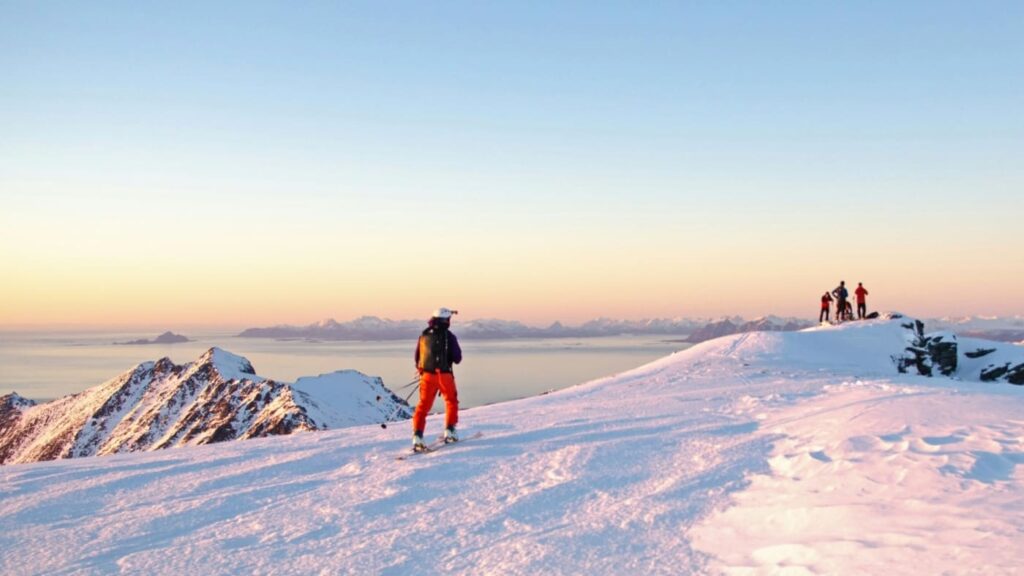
[3,311,1021,333]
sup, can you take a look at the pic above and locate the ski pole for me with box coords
[378,380,420,429]
[397,375,420,390]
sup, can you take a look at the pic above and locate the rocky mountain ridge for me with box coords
[0,348,410,465]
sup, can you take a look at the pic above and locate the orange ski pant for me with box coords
[412,371,459,434]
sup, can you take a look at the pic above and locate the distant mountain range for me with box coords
[924,316,1024,343]
[684,317,814,343]
[238,315,1024,344]
[238,315,813,341]
[0,348,410,465]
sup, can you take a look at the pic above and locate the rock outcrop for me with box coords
[892,319,1023,386]
[895,320,957,377]
[979,363,1024,385]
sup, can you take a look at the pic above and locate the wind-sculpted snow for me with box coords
[1,319,1023,574]
[0,348,411,465]
[691,381,1024,573]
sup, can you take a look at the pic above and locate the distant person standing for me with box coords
[855,282,869,319]
[820,291,834,323]
[412,307,462,452]
[832,281,849,322]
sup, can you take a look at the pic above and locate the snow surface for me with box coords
[958,337,1022,378]
[2,319,1023,574]
[292,371,410,428]
[201,347,258,381]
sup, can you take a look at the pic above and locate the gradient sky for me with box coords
[2,1,1022,328]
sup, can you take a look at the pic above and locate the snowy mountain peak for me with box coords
[350,316,388,326]
[0,392,36,412]
[0,349,410,465]
[196,347,257,380]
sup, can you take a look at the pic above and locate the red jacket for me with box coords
[821,293,833,309]
[855,286,868,304]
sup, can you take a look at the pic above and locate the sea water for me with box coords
[0,330,691,409]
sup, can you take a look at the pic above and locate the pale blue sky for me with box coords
[2,1,1022,325]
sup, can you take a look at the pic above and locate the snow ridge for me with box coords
[0,348,411,465]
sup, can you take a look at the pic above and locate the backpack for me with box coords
[418,327,452,373]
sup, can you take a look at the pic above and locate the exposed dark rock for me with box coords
[897,319,927,339]
[898,345,932,376]
[981,363,1024,385]
[981,364,1010,382]
[1011,365,1024,385]
[927,334,958,377]
[889,320,1024,387]
[895,325,957,378]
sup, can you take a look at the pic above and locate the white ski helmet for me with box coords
[432,307,457,320]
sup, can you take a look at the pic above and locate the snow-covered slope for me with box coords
[1,320,1023,574]
[0,348,411,465]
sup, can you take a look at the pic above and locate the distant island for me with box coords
[115,331,191,345]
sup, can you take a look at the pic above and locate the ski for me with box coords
[396,432,483,461]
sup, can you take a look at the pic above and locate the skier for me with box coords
[855,282,869,319]
[412,307,462,452]
[832,281,849,322]
[819,291,833,323]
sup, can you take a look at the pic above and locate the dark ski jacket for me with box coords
[832,285,848,300]
[415,319,463,373]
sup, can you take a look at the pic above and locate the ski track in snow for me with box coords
[1,321,1024,575]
